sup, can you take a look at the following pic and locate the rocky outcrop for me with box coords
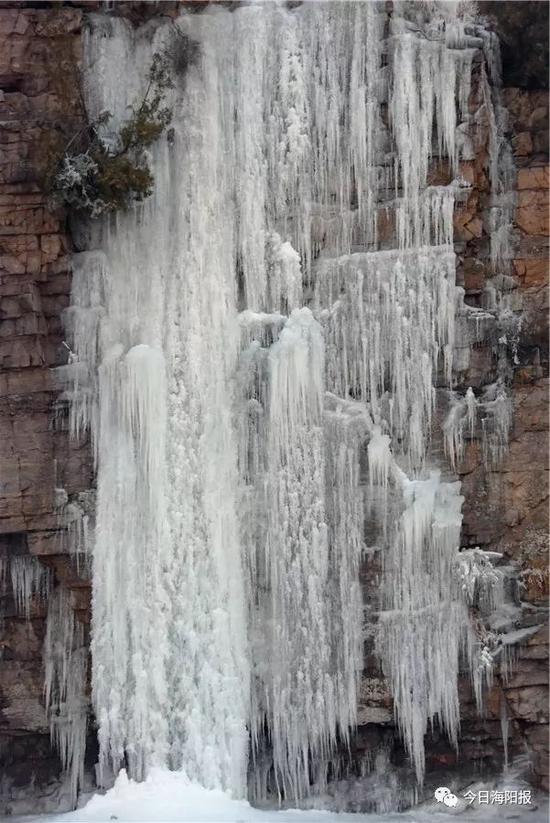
[451,85,548,795]
[0,5,93,814]
[479,2,549,90]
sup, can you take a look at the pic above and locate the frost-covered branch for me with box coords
[47,52,175,217]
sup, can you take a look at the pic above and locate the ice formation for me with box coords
[241,310,368,800]
[456,548,506,615]
[7,555,51,618]
[314,246,456,468]
[55,0,515,807]
[376,473,468,783]
[444,383,512,470]
[44,587,88,806]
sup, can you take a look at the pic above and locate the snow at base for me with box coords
[18,767,549,823]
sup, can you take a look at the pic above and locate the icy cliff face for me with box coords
[61,0,510,806]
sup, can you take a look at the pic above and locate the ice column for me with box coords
[372,2,485,787]
[44,587,88,806]
[377,474,467,784]
[69,13,250,794]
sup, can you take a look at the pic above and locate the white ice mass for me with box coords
[43,0,525,813]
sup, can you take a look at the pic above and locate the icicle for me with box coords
[44,586,88,806]
[9,556,51,619]
[53,489,95,582]
[376,472,467,785]
[500,694,509,772]
[477,30,517,280]
[255,309,331,800]
[395,185,456,250]
[444,396,468,472]
[266,232,302,314]
[443,386,477,471]
[481,387,512,468]
[466,386,476,437]
[63,250,108,447]
[444,384,511,472]
[241,311,368,802]
[315,247,456,468]
[388,7,474,237]
[367,425,392,492]
[323,402,369,728]
[0,554,7,590]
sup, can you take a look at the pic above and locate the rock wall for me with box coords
[0,4,94,813]
[456,73,549,794]
[0,0,547,814]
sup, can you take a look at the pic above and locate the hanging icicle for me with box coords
[44,587,88,806]
[59,0,513,805]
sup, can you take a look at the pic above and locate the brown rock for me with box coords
[512,132,533,157]
[503,431,550,472]
[512,380,550,435]
[1,618,45,660]
[524,725,550,750]
[516,190,549,235]
[462,257,487,291]
[504,685,549,723]
[458,160,476,186]
[505,659,549,689]
[512,258,548,286]
[517,166,550,190]
[0,336,46,369]
[0,660,48,733]
[27,530,63,557]
[0,367,52,396]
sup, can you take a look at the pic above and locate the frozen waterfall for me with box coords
[60,0,507,807]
